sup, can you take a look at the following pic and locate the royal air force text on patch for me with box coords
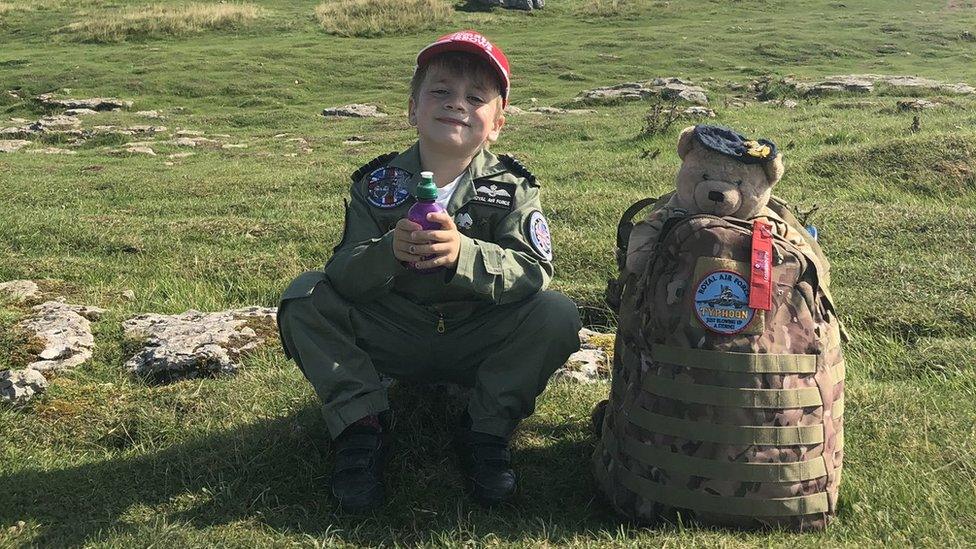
[694,270,755,334]
[365,166,411,209]
[472,181,516,209]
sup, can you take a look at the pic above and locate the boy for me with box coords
[277,30,581,512]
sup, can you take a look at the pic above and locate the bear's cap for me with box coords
[693,125,778,164]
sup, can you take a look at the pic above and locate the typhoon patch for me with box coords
[527,210,553,261]
[365,167,411,209]
[693,270,755,334]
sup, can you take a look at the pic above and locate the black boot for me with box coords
[454,414,516,506]
[331,413,390,513]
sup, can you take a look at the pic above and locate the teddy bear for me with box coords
[625,125,785,275]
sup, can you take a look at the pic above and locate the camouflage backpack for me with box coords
[593,194,846,530]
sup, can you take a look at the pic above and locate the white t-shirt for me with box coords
[435,174,462,210]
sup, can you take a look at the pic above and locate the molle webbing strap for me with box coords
[628,406,825,446]
[642,375,823,409]
[613,437,828,483]
[833,395,845,418]
[614,458,830,517]
[650,344,817,374]
[828,360,846,384]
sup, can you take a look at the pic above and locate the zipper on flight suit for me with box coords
[436,313,446,334]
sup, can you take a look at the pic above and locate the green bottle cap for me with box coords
[416,171,438,200]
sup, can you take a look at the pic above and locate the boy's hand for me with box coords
[409,212,462,270]
[392,218,424,263]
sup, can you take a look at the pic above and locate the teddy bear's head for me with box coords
[672,125,785,218]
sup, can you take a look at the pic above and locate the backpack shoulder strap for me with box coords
[606,192,675,312]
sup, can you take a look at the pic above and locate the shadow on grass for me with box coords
[1,389,625,546]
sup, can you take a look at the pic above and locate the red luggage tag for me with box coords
[749,220,773,311]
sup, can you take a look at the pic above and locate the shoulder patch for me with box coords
[526,210,553,261]
[350,151,398,183]
[472,180,516,210]
[365,166,412,209]
[499,154,537,186]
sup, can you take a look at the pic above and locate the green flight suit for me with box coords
[278,143,582,439]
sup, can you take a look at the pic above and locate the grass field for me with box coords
[2,0,976,546]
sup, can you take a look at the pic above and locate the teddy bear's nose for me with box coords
[707,191,724,202]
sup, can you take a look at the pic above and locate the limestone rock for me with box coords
[64,108,99,116]
[18,300,104,373]
[681,106,716,118]
[552,328,613,384]
[527,106,597,115]
[30,115,82,131]
[0,369,48,405]
[136,110,161,118]
[0,140,30,153]
[471,0,543,9]
[0,280,41,303]
[788,74,975,96]
[25,147,75,155]
[123,146,157,156]
[92,125,167,136]
[322,104,388,118]
[36,94,132,111]
[897,98,938,111]
[123,306,277,380]
[762,99,799,109]
[577,77,708,105]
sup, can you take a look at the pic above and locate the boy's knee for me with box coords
[527,291,582,341]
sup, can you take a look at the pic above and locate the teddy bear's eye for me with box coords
[735,179,743,187]
[702,173,710,180]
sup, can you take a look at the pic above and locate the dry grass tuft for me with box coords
[62,3,262,42]
[0,2,25,16]
[578,0,662,17]
[315,0,452,38]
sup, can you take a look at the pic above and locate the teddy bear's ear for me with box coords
[762,153,785,185]
[676,126,697,160]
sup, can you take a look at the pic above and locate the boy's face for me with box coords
[409,66,505,157]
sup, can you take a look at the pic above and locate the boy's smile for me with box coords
[409,68,505,158]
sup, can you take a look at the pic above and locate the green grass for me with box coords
[2,0,976,546]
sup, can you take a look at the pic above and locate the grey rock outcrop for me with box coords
[18,300,105,372]
[123,306,277,380]
[788,74,975,96]
[0,140,31,153]
[472,0,543,10]
[576,78,708,105]
[553,328,613,384]
[36,94,133,111]
[322,104,388,118]
[0,280,41,303]
[681,106,716,118]
[0,369,48,405]
[897,98,938,111]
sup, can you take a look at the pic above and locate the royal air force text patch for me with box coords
[365,166,411,209]
[472,181,515,209]
[527,210,553,261]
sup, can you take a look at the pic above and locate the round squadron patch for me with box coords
[694,270,754,334]
[365,167,411,209]
[527,210,553,261]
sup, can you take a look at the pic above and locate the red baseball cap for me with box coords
[416,30,511,107]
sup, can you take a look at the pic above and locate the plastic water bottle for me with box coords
[806,225,819,241]
[406,171,446,273]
